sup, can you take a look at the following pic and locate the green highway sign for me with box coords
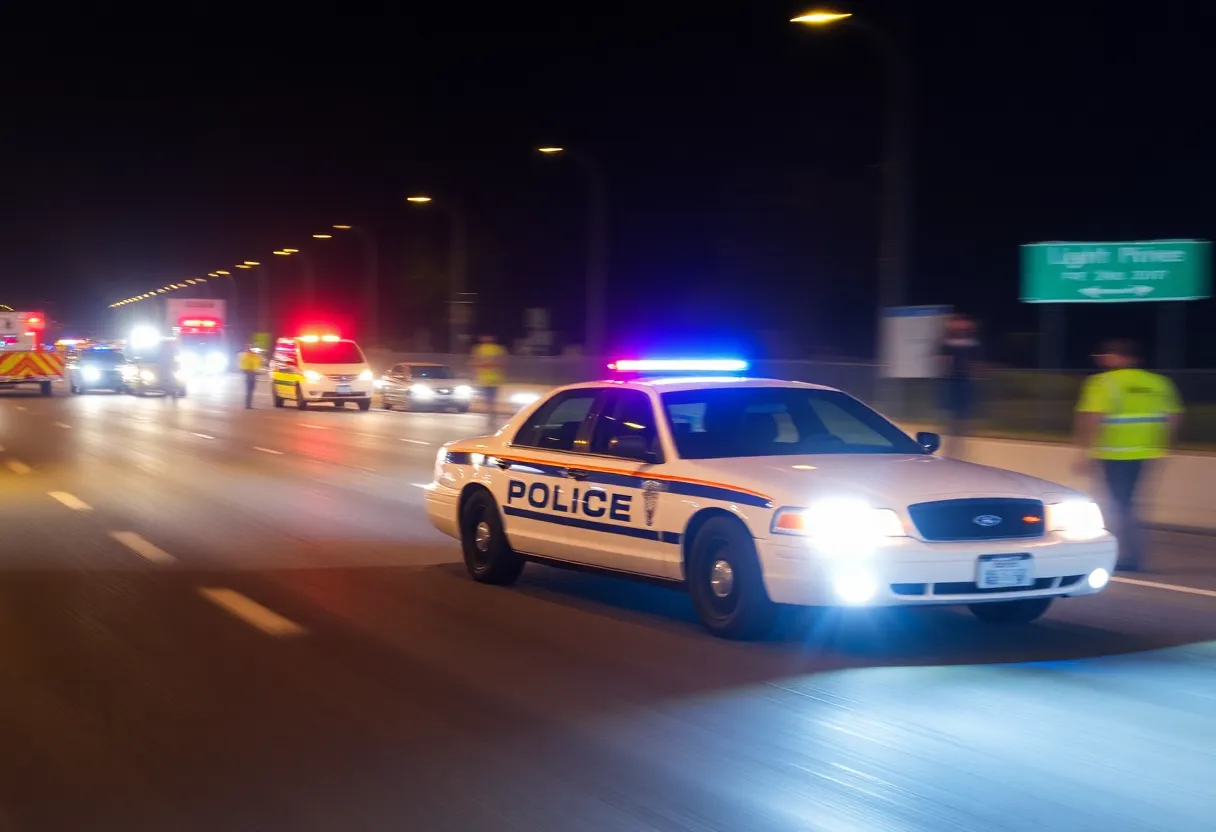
[1021,239,1211,303]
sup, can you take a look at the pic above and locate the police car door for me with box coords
[577,388,681,578]
[498,387,606,564]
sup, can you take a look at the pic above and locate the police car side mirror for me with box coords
[612,435,660,464]
[916,431,941,454]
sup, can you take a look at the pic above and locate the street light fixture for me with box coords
[282,248,299,253]
[235,264,252,270]
[333,224,352,230]
[244,261,260,266]
[405,196,432,203]
[790,10,853,24]
[537,147,564,154]
[216,270,230,275]
[312,233,333,239]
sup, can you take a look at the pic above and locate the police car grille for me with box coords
[906,498,1045,542]
[327,374,356,382]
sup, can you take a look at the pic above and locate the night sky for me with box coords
[2,1,1214,365]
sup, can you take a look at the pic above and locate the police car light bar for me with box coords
[609,358,749,373]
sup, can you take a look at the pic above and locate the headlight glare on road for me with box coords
[206,352,227,372]
[358,369,374,381]
[1087,568,1111,590]
[303,369,323,383]
[455,385,473,398]
[772,499,905,554]
[411,383,434,399]
[139,369,156,384]
[82,366,101,382]
[1046,500,1105,541]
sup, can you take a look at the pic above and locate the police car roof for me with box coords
[571,376,840,394]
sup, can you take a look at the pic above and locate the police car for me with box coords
[426,360,1117,639]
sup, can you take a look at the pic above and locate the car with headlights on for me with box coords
[425,361,1117,639]
[378,362,473,412]
[67,347,129,393]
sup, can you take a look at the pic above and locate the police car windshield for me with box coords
[299,341,364,364]
[412,365,453,379]
[80,351,124,365]
[661,387,926,458]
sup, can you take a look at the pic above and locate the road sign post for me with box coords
[1021,240,1211,303]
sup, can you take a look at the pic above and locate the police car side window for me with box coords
[513,391,598,452]
[590,390,658,457]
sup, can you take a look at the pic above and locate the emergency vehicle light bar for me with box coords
[181,318,217,328]
[609,359,749,373]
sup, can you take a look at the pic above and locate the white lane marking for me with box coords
[53,421,71,429]
[109,531,176,564]
[411,483,433,490]
[300,423,327,430]
[6,460,31,475]
[198,588,307,637]
[48,491,92,511]
[190,432,215,440]
[400,438,431,445]
[253,446,284,455]
[16,406,28,412]
[1113,576,1216,599]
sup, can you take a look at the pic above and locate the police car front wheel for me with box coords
[688,517,777,640]
[460,490,524,585]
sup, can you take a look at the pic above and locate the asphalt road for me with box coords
[2,377,1216,831]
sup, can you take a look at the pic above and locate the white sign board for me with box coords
[879,305,952,378]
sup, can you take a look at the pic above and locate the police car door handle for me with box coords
[564,468,589,481]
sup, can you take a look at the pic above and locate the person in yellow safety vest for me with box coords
[238,344,262,409]
[1074,338,1183,572]
[470,334,506,429]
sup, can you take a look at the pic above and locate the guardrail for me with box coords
[365,350,1216,446]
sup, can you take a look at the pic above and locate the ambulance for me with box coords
[0,311,63,395]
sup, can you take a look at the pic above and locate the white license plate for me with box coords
[976,554,1034,589]
[336,384,351,395]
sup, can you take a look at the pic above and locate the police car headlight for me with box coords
[411,383,435,399]
[121,364,137,380]
[358,369,374,381]
[455,385,473,399]
[303,369,323,383]
[1046,500,1105,541]
[772,499,905,553]
[182,352,203,370]
[374,379,386,389]
[82,366,101,382]
[139,369,156,384]
[206,352,227,372]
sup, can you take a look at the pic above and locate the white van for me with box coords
[269,335,375,410]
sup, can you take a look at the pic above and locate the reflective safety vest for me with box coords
[471,343,505,385]
[238,351,261,372]
[1076,368,1183,460]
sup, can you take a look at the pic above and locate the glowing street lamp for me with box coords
[790,10,852,24]
[405,195,432,203]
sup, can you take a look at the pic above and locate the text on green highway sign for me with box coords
[1020,240,1211,303]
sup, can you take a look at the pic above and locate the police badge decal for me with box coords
[641,480,663,527]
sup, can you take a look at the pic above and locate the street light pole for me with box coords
[407,196,469,353]
[333,225,381,347]
[538,147,608,358]
[792,11,912,375]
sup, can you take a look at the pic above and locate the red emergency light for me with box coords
[24,314,44,327]
[295,332,340,342]
[181,318,218,328]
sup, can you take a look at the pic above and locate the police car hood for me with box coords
[682,454,1079,508]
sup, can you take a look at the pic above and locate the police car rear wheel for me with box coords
[460,491,524,585]
[688,517,776,640]
[968,597,1053,624]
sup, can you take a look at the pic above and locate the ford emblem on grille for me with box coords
[972,514,1003,527]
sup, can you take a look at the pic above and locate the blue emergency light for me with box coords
[608,358,749,373]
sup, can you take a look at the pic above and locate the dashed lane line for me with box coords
[300,424,327,430]
[190,432,215,440]
[400,438,431,446]
[6,460,31,475]
[253,446,284,455]
[53,421,71,429]
[109,531,176,564]
[48,491,92,511]
[1112,576,1216,599]
[198,588,307,637]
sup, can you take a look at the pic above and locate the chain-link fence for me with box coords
[366,350,1216,446]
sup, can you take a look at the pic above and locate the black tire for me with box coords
[39,381,52,397]
[357,399,371,411]
[968,597,1053,624]
[687,517,777,639]
[295,384,308,410]
[382,396,393,410]
[273,390,284,408]
[456,404,470,413]
[460,490,524,585]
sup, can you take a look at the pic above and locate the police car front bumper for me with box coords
[755,533,1117,607]
[300,380,374,402]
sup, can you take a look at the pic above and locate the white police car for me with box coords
[426,360,1117,639]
